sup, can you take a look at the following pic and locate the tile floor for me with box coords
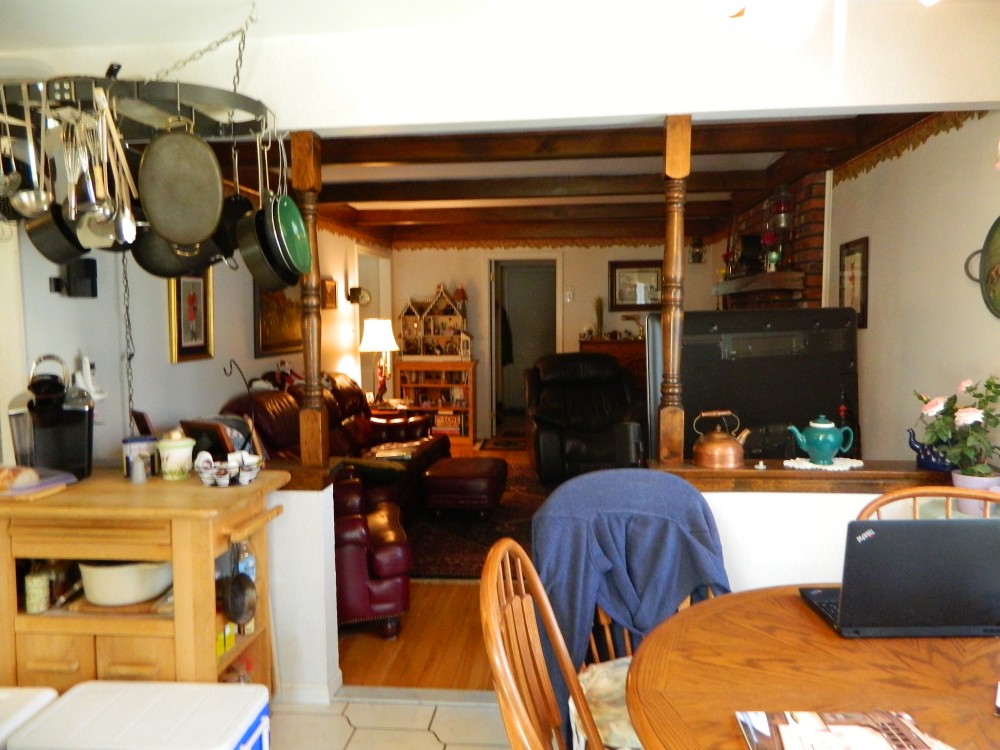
[271,687,512,750]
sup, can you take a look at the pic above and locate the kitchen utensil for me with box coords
[212,144,252,262]
[0,85,21,197]
[691,410,750,469]
[24,200,89,264]
[131,228,215,278]
[137,119,223,246]
[9,83,52,218]
[218,543,257,626]
[237,207,296,290]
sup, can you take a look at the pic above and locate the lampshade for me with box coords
[358,319,400,353]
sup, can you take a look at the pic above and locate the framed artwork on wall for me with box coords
[168,267,213,363]
[609,260,662,311]
[321,278,338,309]
[839,237,869,328]
[254,282,303,357]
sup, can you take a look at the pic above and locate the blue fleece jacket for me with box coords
[531,468,730,741]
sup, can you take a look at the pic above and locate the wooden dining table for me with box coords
[626,585,1000,749]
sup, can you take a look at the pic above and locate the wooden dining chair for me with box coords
[857,485,1000,520]
[480,537,606,750]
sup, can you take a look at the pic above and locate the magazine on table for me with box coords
[735,710,956,750]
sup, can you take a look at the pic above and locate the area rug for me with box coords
[408,460,548,579]
[479,434,527,451]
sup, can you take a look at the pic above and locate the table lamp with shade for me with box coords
[358,318,400,406]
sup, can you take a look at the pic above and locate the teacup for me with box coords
[215,468,231,488]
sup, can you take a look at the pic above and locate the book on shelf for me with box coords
[735,710,954,750]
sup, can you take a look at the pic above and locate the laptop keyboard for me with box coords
[814,597,840,622]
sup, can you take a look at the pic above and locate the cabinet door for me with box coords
[97,635,176,681]
[17,633,96,691]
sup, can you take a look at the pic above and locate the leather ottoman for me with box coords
[423,457,508,517]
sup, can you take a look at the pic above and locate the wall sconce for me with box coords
[347,286,371,306]
[358,318,399,406]
[688,237,707,264]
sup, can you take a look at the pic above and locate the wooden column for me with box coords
[290,131,329,466]
[658,115,691,465]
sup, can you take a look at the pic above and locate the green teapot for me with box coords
[787,415,854,465]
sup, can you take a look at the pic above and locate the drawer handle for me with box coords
[26,659,80,674]
[103,662,159,679]
[226,505,283,543]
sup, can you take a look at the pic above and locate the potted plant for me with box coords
[914,376,1000,506]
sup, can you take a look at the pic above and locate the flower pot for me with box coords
[949,470,1000,515]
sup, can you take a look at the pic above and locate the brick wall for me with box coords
[721,172,826,309]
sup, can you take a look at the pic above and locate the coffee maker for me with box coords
[8,354,94,479]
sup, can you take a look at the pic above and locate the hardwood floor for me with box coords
[339,428,529,691]
[339,578,493,690]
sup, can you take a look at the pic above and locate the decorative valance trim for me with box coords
[390,237,661,251]
[834,111,987,185]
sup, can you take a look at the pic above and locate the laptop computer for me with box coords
[800,519,1000,637]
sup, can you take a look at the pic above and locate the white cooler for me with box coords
[0,689,58,750]
[8,682,269,750]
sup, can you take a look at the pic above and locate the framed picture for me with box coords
[321,278,338,309]
[609,260,662,311]
[168,267,213,363]
[254,282,303,357]
[839,237,869,328]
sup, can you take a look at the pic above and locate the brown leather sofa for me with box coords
[333,472,412,637]
[220,371,451,512]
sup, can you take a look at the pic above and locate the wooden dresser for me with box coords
[0,468,289,692]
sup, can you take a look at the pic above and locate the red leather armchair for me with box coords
[333,474,412,638]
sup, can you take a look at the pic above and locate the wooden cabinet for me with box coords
[580,338,647,399]
[396,360,476,444]
[0,468,289,692]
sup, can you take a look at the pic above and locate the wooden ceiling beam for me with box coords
[317,116,891,166]
[319,171,764,203]
[350,199,732,226]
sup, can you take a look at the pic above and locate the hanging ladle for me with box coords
[0,85,22,198]
[10,83,53,219]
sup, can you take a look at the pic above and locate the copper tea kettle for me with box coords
[692,410,751,469]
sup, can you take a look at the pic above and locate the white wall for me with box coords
[14,225,304,467]
[829,111,1000,462]
[3,1,998,135]
[391,242,720,439]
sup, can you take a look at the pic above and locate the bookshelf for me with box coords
[396,360,476,444]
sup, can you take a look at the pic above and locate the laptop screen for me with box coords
[836,519,1000,637]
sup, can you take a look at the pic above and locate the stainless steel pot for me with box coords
[131,229,215,278]
[236,208,296,291]
[24,201,89,264]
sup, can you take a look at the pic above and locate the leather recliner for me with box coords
[525,352,645,485]
[333,473,412,638]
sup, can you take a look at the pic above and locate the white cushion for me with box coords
[570,656,642,750]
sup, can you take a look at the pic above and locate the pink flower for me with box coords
[957,379,974,394]
[921,397,947,417]
[954,407,985,427]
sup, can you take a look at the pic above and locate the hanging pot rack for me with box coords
[0,76,271,144]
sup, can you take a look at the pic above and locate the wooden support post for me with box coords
[658,115,691,465]
[290,131,329,467]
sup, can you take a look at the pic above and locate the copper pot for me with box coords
[691,410,750,469]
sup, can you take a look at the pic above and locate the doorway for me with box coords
[491,260,557,434]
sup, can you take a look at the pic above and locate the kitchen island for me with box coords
[0,467,289,692]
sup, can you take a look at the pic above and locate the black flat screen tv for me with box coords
[644,308,861,461]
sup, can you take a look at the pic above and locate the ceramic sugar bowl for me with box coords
[156,432,196,480]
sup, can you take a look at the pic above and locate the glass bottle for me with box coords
[235,540,256,635]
